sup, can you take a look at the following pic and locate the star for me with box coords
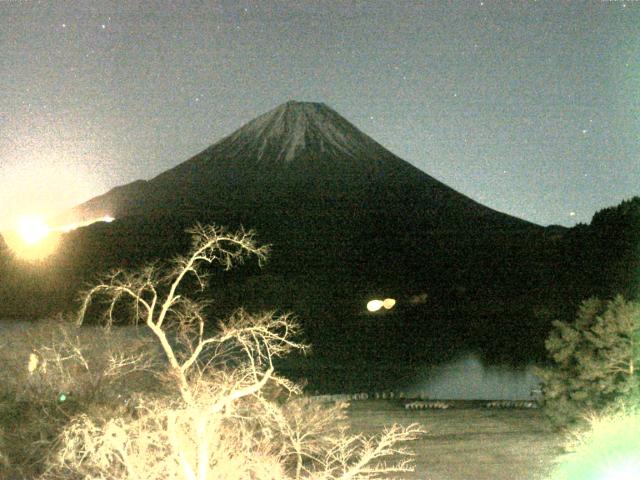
[569,211,576,217]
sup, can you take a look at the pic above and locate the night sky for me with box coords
[1,0,638,230]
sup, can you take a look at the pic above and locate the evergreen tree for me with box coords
[537,295,640,426]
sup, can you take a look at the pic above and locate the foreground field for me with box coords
[347,400,564,480]
[1,320,562,479]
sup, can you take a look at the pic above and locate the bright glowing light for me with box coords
[367,298,397,312]
[382,298,396,309]
[4,213,114,261]
[367,300,384,312]
[17,216,51,245]
[0,149,106,232]
[4,219,60,261]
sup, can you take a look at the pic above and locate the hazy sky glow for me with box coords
[1,0,638,229]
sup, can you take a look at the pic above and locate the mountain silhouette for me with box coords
[59,101,534,232]
[35,101,563,366]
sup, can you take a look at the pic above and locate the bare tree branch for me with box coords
[39,224,424,480]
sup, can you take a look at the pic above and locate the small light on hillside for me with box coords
[383,298,396,309]
[59,214,116,232]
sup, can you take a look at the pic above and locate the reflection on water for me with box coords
[282,352,541,400]
[2,319,542,401]
[404,352,540,400]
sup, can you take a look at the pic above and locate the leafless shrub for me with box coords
[19,315,158,406]
[39,224,423,479]
[0,312,166,478]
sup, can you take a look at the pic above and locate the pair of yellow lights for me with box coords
[366,298,396,312]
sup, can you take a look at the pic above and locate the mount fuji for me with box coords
[59,101,534,231]
[45,101,557,364]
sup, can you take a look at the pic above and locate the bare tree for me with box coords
[76,224,272,403]
[41,224,423,480]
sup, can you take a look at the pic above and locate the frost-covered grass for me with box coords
[347,400,564,480]
[1,318,424,479]
[1,319,563,480]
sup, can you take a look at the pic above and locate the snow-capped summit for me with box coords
[223,101,378,163]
